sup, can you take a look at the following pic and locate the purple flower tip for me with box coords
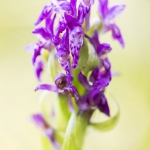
[35,84,58,92]
[31,113,49,129]
[34,58,44,81]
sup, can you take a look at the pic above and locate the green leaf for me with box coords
[38,91,71,132]
[61,112,77,150]
[90,98,120,131]
[82,43,100,73]
[78,39,89,69]
[48,49,63,80]
[76,111,90,150]
[61,111,90,150]
[53,94,71,131]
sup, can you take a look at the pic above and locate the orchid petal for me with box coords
[64,13,77,29]
[76,97,89,111]
[106,4,125,21]
[32,27,50,40]
[45,14,56,36]
[31,113,60,150]
[32,44,42,64]
[89,66,99,83]
[77,4,85,25]
[85,11,90,30]
[89,89,101,105]
[97,43,112,55]
[78,72,91,90]
[70,0,77,17]
[63,85,79,100]
[69,26,84,68]
[34,58,44,81]
[59,2,73,13]
[94,77,110,89]
[31,113,49,129]
[98,0,108,18]
[35,4,53,26]
[111,24,125,48]
[97,94,110,116]
[35,84,58,92]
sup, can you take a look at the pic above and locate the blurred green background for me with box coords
[0,0,150,149]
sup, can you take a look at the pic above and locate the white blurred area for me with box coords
[0,0,150,150]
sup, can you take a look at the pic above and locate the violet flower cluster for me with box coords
[27,0,125,149]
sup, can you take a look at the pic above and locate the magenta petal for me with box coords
[45,14,56,36]
[87,30,100,54]
[111,24,125,48]
[35,84,58,92]
[98,0,108,18]
[35,5,53,26]
[89,89,101,105]
[77,4,85,24]
[70,0,77,16]
[34,58,44,81]
[94,78,110,89]
[89,67,99,83]
[64,13,77,28]
[85,11,90,30]
[106,4,125,21]
[32,45,42,65]
[32,27,50,40]
[77,95,89,110]
[78,72,92,90]
[97,94,110,116]
[97,43,112,55]
[59,2,73,13]
[63,85,79,100]
[31,113,49,129]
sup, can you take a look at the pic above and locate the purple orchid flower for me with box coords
[33,14,73,84]
[28,15,56,80]
[31,113,60,150]
[78,0,94,30]
[31,13,56,59]
[35,73,79,111]
[85,30,112,58]
[78,58,111,91]
[55,29,73,84]
[78,88,110,116]
[35,0,74,26]
[98,0,125,47]
[26,40,51,81]
[64,13,84,68]
[77,58,111,116]
[62,0,95,69]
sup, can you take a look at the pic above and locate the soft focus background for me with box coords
[0,0,150,149]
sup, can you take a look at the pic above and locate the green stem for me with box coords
[76,110,92,150]
[61,110,93,150]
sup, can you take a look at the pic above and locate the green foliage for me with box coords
[83,43,100,72]
[53,94,71,131]
[61,111,89,150]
